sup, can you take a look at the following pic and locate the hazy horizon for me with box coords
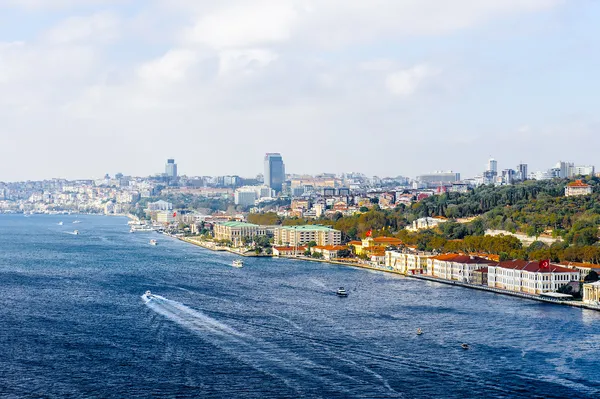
[1,1,599,181]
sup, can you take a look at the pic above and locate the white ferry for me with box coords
[130,225,155,233]
[232,259,244,268]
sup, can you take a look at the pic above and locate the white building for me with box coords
[487,260,580,294]
[427,254,495,282]
[385,251,432,274]
[148,200,173,211]
[583,282,600,305]
[234,189,257,206]
[407,217,448,231]
[274,225,341,246]
[565,180,592,197]
[572,165,595,176]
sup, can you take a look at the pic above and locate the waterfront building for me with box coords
[311,245,348,260]
[582,281,600,305]
[565,180,592,197]
[272,246,307,256]
[274,225,341,247]
[472,268,488,285]
[559,261,600,278]
[156,210,176,224]
[427,254,495,282]
[165,159,178,179]
[385,251,432,274]
[487,260,580,294]
[214,221,267,247]
[264,153,286,193]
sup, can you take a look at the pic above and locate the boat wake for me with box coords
[142,293,401,397]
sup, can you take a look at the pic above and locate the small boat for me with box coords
[336,287,348,297]
[232,259,244,268]
[416,328,423,335]
[73,230,79,235]
[73,220,81,224]
[58,221,63,226]
[145,290,152,298]
[150,239,157,246]
[461,343,469,350]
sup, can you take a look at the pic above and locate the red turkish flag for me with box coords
[539,259,550,269]
[366,230,372,237]
[173,212,177,217]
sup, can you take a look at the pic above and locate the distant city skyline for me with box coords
[1,1,600,181]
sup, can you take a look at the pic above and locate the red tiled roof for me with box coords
[432,254,494,264]
[567,180,590,187]
[559,261,600,270]
[314,245,348,251]
[496,260,577,273]
[273,246,307,251]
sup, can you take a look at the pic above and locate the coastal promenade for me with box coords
[174,236,600,312]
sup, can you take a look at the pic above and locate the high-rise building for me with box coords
[487,158,498,174]
[264,153,285,193]
[517,164,528,181]
[556,161,574,179]
[165,159,178,179]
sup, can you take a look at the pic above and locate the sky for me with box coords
[1,0,599,181]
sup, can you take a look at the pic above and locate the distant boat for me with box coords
[73,230,79,235]
[232,259,244,268]
[130,225,155,233]
[73,220,81,224]
[336,287,348,297]
[461,343,469,350]
[145,290,153,298]
[150,239,157,246]
[416,328,423,335]
[58,221,63,226]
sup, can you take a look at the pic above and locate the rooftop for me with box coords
[567,180,591,187]
[217,221,259,228]
[495,260,577,273]
[432,254,495,264]
[279,225,338,231]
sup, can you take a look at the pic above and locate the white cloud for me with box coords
[183,0,298,49]
[218,48,278,76]
[43,11,120,44]
[137,49,199,83]
[385,64,440,96]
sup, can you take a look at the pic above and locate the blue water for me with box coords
[0,215,599,398]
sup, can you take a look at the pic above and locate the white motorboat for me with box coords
[416,328,423,335]
[73,230,79,235]
[73,220,81,224]
[461,343,469,350]
[145,290,153,298]
[58,221,63,226]
[336,287,348,297]
[232,259,244,268]
[150,239,157,246]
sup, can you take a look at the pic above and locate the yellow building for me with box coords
[583,282,600,305]
[274,225,341,246]
[349,237,404,255]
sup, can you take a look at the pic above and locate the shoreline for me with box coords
[174,236,600,312]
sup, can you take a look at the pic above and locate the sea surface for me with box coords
[1,215,599,399]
